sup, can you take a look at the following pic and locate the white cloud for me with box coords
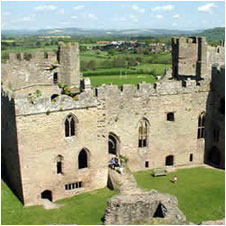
[131,4,145,14]
[156,15,164,19]
[173,14,180,19]
[112,17,127,22]
[18,16,34,22]
[172,23,177,26]
[3,12,11,16]
[71,16,78,19]
[198,3,217,14]
[86,13,97,19]
[34,5,56,12]
[152,5,174,12]
[58,9,65,15]
[129,14,138,22]
[73,5,84,10]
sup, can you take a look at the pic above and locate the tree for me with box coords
[80,60,88,71]
[87,60,97,70]
[113,57,126,67]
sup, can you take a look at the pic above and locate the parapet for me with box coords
[172,36,206,45]
[95,78,210,100]
[7,51,56,63]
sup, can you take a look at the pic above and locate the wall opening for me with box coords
[165,155,174,166]
[51,94,59,101]
[167,112,175,121]
[41,190,52,201]
[65,114,76,137]
[138,118,149,148]
[78,149,88,169]
[108,133,119,155]
[197,112,205,139]
[145,161,149,168]
[56,155,63,174]
[153,203,167,218]
[189,154,193,162]
[53,72,58,84]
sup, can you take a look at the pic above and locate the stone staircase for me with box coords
[108,167,143,194]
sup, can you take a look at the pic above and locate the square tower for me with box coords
[58,42,82,92]
[172,36,207,80]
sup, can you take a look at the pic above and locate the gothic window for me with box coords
[167,112,175,121]
[138,119,149,148]
[65,114,76,137]
[56,155,63,174]
[78,149,89,169]
[197,113,205,139]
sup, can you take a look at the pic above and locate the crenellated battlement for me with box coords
[6,51,57,63]
[3,75,212,117]
[95,78,210,100]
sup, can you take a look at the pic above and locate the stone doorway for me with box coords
[165,155,174,166]
[41,190,52,201]
[108,133,120,156]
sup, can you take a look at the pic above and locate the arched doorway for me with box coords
[208,147,221,166]
[41,190,52,201]
[165,155,174,166]
[108,133,119,155]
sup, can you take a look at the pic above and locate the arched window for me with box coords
[108,133,120,155]
[138,119,149,148]
[65,114,76,137]
[56,155,63,174]
[78,149,89,169]
[197,113,205,139]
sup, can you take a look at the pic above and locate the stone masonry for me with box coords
[1,36,225,206]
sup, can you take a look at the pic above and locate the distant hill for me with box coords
[193,27,225,43]
[2,27,225,42]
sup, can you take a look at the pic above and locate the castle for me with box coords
[1,37,225,206]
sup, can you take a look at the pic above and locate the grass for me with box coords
[133,167,225,223]
[2,167,224,224]
[87,74,157,87]
[1,180,116,225]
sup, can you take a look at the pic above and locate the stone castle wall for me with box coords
[1,37,225,206]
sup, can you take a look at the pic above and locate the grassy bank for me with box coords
[1,181,116,225]
[134,167,225,223]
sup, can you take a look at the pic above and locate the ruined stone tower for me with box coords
[58,42,81,92]
[172,37,207,80]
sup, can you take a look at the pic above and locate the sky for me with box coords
[1,1,225,31]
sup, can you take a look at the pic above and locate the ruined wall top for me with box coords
[7,51,57,64]
[171,36,207,45]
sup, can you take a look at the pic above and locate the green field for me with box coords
[2,167,225,225]
[1,181,116,225]
[134,167,225,223]
[88,74,157,87]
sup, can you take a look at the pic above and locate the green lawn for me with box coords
[1,181,116,225]
[134,167,225,223]
[88,74,157,87]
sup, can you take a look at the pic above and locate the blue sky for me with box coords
[1,1,225,30]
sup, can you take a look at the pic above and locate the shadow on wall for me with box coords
[1,94,24,204]
[204,66,225,169]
